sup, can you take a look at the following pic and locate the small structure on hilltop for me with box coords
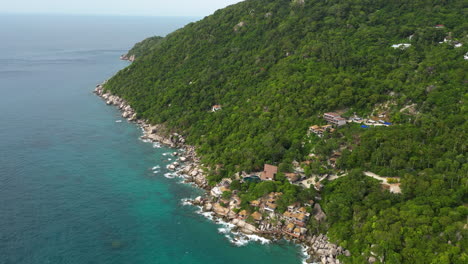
[391,43,411,49]
[260,164,278,181]
[212,105,222,112]
[323,112,347,126]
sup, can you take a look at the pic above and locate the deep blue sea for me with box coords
[0,14,304,264]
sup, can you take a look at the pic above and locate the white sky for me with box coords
[0,0,245,17]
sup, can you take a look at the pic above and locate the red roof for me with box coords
[261,164,278,180]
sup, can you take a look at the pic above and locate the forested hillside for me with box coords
[105,0,467,263]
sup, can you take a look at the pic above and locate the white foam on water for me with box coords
[152,165,160,170]
[164,172,177,179]
[192,204,271,247]
[230,235,250,247]
[244,233,271,245]
[115,120,122,123]
[180,198,192,206]
[153,142,162,148]
[153,170,160,174]
[301,245,313,264]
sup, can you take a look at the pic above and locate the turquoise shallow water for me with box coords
[0,14,304,264]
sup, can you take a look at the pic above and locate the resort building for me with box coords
[260,164,278,181]
[323,112,347,126]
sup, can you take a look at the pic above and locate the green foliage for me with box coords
[126,36,164,58]
[221,190,232,200]
[321,170,467,264]
[104,0,468,263]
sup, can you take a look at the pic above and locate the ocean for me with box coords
[0,14,304,264]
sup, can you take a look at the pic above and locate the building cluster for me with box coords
[308,112,346,138]
[247,192,312,238]
[282,202,311,238]
[250,192,283,215]
[203,173,328,241]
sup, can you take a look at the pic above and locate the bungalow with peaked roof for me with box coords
[285,173,301,183]
[251,211,263,223]
[264,202,277,213]
[323,112,347,126]
[287,203,300,212]
[293,227,307,238]
[238,210,248,220]
[212,105,222,112]
[260,164,278,181]
[283,206,310,227]
[250,200,261,207]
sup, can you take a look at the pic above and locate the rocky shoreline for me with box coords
[93,82,349,264]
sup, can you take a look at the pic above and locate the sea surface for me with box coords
[0,14,304,264]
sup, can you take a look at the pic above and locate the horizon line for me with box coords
[0,11,203,19]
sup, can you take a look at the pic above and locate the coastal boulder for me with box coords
[240,223,257,234]
[203,203,213,211]
[313,203,327,222]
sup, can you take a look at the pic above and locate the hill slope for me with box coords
[105,0,467,263]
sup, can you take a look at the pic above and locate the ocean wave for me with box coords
[301,245,313,264]
[164,172,178,179]
[140,138,152,143]
[180,198,192,206]
[152,165,161,170]
[152,142,162,148]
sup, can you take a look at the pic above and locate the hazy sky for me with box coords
[0,0,244,17]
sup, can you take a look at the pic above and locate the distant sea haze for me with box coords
[0,14,305,264]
